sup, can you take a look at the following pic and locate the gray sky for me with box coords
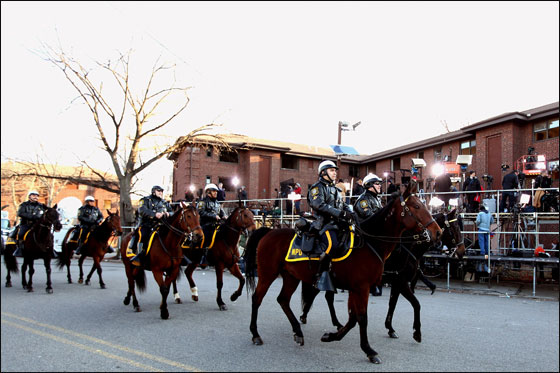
[1,1,559,194]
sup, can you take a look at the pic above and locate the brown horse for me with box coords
[57,210,123,288]
[3,205,62,293]
[244,180,442,363]
[173,206,256,310]
[120,202,203,319]
[299,208,465,343]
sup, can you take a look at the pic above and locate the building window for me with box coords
[460,140,476,155]
[206,176,212,185]
[349,165,359,178]
[219,150,239,163]
[218,177,236,192]
[434,146,442,161]
[417,151,424,159]
[391,158,400,172]
[281,154,298,170]
[534,119,559,141]
[206,149,212,157]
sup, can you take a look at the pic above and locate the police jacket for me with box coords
[77,205,103,226]
[138,194,173,227]
[501,172,519,190]
[535,175,552,189]
[354,190,383,222]
[198,196,225,226]
[308,178,350,231]
[17,200,47,225]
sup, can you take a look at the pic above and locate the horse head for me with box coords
[105,209,123,236]
[394,180,442,244]
[177,201,203,243]
[229,207,257,235]
[440,208,465,258]
[44,204,62,232]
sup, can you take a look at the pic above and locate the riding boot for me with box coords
[106,245,115,254]
[314,252,336,292]
[74,244,82,256]
[131,243,145,267]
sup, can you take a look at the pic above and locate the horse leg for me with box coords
[6,270,11,288]
[21,261,28,289]
[123,265,140,312]
[171,279,181,304]
[44,257,53,294]
[91,256,105,288]
[276,275,305,346]
[228,263,245,302]
[326,290,344,330]
[78,255,85,284]
[419,270,436,294]
[215,263,227,310]
[26,260,35,292]
[184,263,198,302]
[152,270,170,320]
[250,268,280,346]
[400,282,422,343]
[85,259,96,286]
[299,281,320,325]
[385,279,402,339]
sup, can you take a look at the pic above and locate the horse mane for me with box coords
[357,196,397,235]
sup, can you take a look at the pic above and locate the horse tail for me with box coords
[244,227,271,294]
[3,248,19,274]
[134,268,147,293]
[56,229,74,270]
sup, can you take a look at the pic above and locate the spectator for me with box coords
[184,190,195,202]
[237,186,248,206]
[386,178,398,194]
[293,182,302,215]
[476,204,494,272]
[533,170,552,211]
[353,178,365,197]
[217,182,226,201]
[464,170,482,213]
[335,178,347,196]
[500,169,519,213]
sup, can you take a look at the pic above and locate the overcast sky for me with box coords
[1,1,558,194]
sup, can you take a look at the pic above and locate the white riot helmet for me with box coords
[28,190,40,197]
[204,183,219,193]
[363,173,383,189]
[318,160,338,176]
[85,196,95,202]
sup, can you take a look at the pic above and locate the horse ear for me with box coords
[115,209,119,215]
[53,204,58,209]
[107,209,112,215]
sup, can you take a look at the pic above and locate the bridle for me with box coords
[160,205,202,239]
[434,211,464,256]
[223,207,254,237]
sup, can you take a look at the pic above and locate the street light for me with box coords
[336,121,361,168]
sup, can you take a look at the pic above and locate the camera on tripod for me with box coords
[482,174,493,182]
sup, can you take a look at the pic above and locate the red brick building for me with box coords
[169,102,558,201]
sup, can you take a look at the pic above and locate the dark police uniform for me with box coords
[10,200,48,241]
[70,204,104,245]
[354,189,383,222]
[197,196,225,227]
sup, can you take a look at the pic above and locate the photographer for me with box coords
[533,170,552,211]
[500,169,519,213]
[463,170,481,213]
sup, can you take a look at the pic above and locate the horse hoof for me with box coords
[100,284,106,289]
[252,337,263,345]
[191,295,198,302]
[134,306,141,312]
[368,354,381,364]
[219,304,228,311]
[299,315,307,324]
[230,294,239,302]
[175,298,182,304]
[68,280,72,284]
[388,331,399,339]
[85,281,90,286]
[27,287,34,293]
[46,288,53,294]
[123,297,131,306]
[161,310,169,320]
[78,279,83,284]
[430,287,436,295]
[5,282,12,288]
[321,333,333,342]
[293,334,304,346]
[413,332,422,343]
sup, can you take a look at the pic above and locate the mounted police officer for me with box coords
[10,190,48,257]
[72,196,104,255]
[198,183,226,227]
[130,185,173,266]
[308,160,353,292]
[354,173,384,222]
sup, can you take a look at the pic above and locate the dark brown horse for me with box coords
[57,210,123,288]
[244,180,442,363]
[298,208,465,343]
[4,205,62,293]
[173,206,256,310]
[120,202,203,319]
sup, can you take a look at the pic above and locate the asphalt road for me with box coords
[1,257,558,372]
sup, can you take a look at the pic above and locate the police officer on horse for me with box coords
[10,190,48,257]
[198,183,226,228]
[72,196,104,255]
[130,185,173,266]
[354,173,384,222]
[308,160,353,292]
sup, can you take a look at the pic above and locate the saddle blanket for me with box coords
[285,231,354,263]
[180,226,219,250]
[125,230,159,258]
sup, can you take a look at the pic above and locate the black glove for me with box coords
[340,210,353,222]
[390,191,400,200]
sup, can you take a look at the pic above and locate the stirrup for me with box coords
[315,272,336,293]
[131,252,144,267]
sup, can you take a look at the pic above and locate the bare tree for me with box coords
[39,45,229,225]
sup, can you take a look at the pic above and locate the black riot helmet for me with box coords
[151,185,164,194]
